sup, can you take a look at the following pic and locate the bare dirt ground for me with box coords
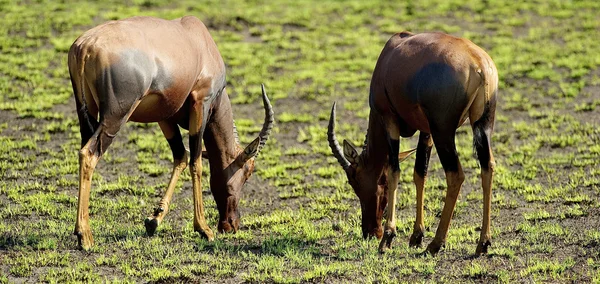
[1,1,600,283]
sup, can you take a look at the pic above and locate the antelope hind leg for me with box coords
[409,132,433,248]
[75,120,128,249]
[145,150,189,235]
[75,144,100,250]
[425,131,464,256]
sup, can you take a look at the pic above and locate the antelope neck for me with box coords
[204,92,241,170]
[362,110,389,173]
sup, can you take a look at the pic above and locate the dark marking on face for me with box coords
[360,189,385,239]
[217,196,241,233]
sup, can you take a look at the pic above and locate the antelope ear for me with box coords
[240,137,261,162]
[343,139,360,165]
[399,148,417,162]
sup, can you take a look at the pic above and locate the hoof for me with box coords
[218,217,240,234]
[378,230,396,254]
[75,230,94,250]
[476,239,491,255]
[144,218,159,236]
[426,241,444,256]
[409,231,424,248]
[194,227,215,241]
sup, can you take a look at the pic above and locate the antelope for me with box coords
[68,16,273,250]
[328,31,498,255]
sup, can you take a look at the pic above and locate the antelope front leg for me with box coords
[190,136,214,241]
[379,137,400,253]
[410,172,426,247]
[145,150,189,235]
[189,99,214,241]
[379,167,399,253]
[145,122,189,236]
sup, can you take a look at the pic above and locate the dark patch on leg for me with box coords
[74,88,99,148]
[473,128,490,171]
[72,74,93,146]
[167,130,186,161]
[77,106,99,147]
[430,123,460,173]
[437,146,460,173]
[90,119,122,158]
[414,132,433,178]
[388,138,400,171]
[472,104,492,170]
[189,134,202,164]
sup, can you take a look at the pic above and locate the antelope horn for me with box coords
[256,84,274,154]
[328,102,351,170]
[232,120,241,144]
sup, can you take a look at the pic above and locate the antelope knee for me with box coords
[78,148,89,160]
[452,170,465,183]
[446,170,465,191]
[488,160,496,172]
[78,147,98,168]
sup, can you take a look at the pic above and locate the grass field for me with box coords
[1,0,600,282]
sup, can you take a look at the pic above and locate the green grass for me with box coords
[1,0,599,282]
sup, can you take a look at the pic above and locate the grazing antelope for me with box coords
[68,16,273,250]
[328,31,498,255]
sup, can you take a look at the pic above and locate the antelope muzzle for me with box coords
[217,196,240,233]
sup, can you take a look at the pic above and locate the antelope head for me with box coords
[212,85,274,234]
[328,103,415,239]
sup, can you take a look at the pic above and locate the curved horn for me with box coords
[328,102,351,170]
[256,84,274,154]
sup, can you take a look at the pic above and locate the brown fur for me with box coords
[68,16,273,249]
[329,32,498,255]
